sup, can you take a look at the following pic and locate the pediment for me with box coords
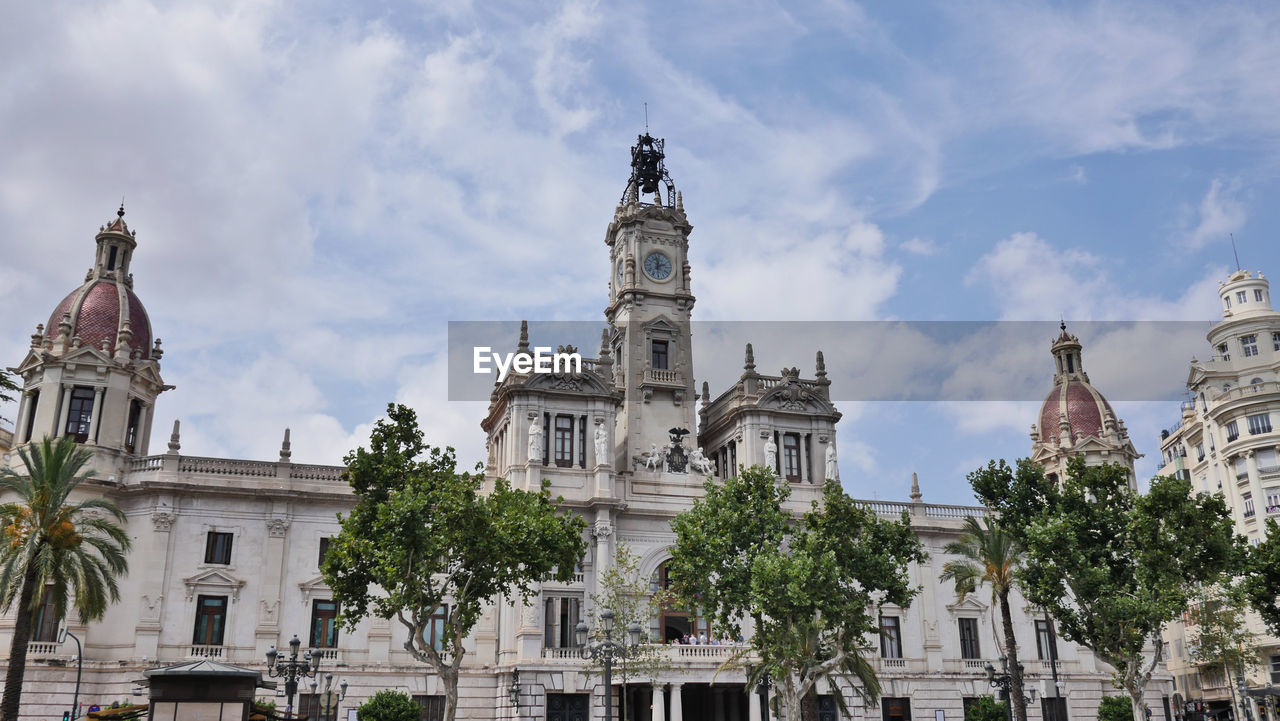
[11,349,48,375]
[298,575,331,603]
[642,316,680,335]
[525,369,615,396]
[183,569,246,602]
[759,381,836,415]
[945,595,990,615]
[62,345,114,366]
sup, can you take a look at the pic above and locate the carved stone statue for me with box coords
[633,443,664,471]
[528,417,543,462]
[594,424,609,465]
[690,447,713,475]
[825,443,839,481]
[764,435,778,471]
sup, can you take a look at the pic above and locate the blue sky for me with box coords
[2,0,1279,505]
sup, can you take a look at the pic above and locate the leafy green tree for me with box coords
[965,696,1009,721]
[0,437,132,721]
[322,404,588,721]
[356,690,422,721]
[585,541,669,721]
[1242,519,1280,635]
[972,457,1238,721]
[0,368,19,428]
[1097,696,1134,721]
[668,466,926,721]
[940,517,1027,721]
[1186,584,1259,691]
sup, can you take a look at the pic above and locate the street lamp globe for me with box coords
[628,623,643,647]
[602,609,615,634]
[575,621,589,647]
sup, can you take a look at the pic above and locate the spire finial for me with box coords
[280,428,292,462]
[1060,319,1066,333]
[167,419,181,454]
[744,342,756,372]
[701,380,710,409]
[517,320,530,354]
[910,472,922,503]
[118,198,125,219]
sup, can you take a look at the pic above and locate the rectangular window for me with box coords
[1218,343,1231,361]
[783,433,802,481]
[543,412,550,466]
[1257,289,1266,302]
[1243,335,1259,357]
[543,596,581,649]
[1243,493,1255,519]
[958,617,980,659]
[1274,332,1280,351]
[1036,618,1058,660]
[429,604,448,652]
[578,415,586,468]
[32,587,60,643]
[1271,655,1280,684]
[64,386,95,442]
[882,697,912,721]
[1266,489,1280,514]
[554,415,574,468]
[1197,444,1205,462]
[193,595,227,645]
[879,615,902,658]
[1227,421,1240,443]
[412,696,446,721]
[204,531,233,564]
[1042,698,1069,721]
[310,599,339,648]
[1238,291,1248,303]
[318,537,331,567]
[1248,413,1273,435]
[652,340,669,370]
[124,400,142,452]
[23,389,40,443]
[296,695,321,721]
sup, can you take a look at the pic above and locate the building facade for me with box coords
[2,137,1170,721]
[1158,270,1280,721]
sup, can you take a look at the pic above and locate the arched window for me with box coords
[650,561,712,644]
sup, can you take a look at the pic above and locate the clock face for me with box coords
[643,251,673,281]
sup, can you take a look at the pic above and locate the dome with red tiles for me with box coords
[1034,322,1116,446]
[1037,377,1116,445]
[42,206,154,360]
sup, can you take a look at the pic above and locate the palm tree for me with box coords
[940,516,1027,721]
[1,437,131,721]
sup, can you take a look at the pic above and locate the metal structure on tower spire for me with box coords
[622,133,676,207]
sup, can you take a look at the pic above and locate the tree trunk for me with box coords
[442,669,459,721]
[999,589,1028,721]
[1126,667,1147,721]
[1,566,40,721]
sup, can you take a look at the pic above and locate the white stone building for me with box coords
[2,136,1171,721]
[1157,269,1280,721]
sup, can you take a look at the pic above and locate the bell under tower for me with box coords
[604,134,698,471]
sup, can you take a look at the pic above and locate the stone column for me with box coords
[799,433,810,482]
[593,518,613,599]
[652,683,666,721]
[86,387,105,444]
[13,391,30,443]
[55,384,72,437]
[749,688,762,721]
[670,683,683,721]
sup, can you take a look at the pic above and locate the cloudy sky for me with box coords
[3,0,1279,505]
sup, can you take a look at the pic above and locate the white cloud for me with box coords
[900,237,939,257]
[1182,177,1247,250]
[1065,164,1087,185]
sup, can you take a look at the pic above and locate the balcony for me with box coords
[187,644,226,659]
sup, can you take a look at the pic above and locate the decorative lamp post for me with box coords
[985,656,1025,721]
[575,609,643,721]
[757,671,774,721]
[57,622,83,721]
[509,668,522,712]
[310,672,347,721]
[1240,674,1255,721]
[265,634,321,715]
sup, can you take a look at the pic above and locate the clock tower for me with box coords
[604,133,699,472]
